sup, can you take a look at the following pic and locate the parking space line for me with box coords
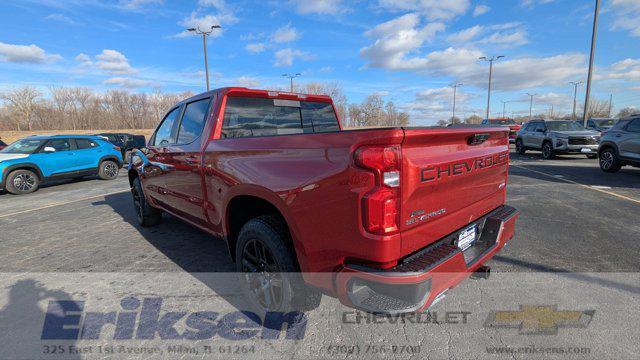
[0,190,129,219]
[511,164,640,205]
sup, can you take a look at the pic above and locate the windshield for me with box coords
[546,121,586,131]
[0,139,45,154]
[490,119,516,125]
[593,119,616,127]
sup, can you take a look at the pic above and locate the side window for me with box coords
[626,119,640,133]
[153,107,181,147]
[44,138,71,152]
[301,102,340,133]
[481,119,488,124]
[587,120,594,128]
[535,123,546,132]
[177,98,211,144]
[76,139,98,150]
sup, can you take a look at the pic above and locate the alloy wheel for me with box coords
[241,239,284,310]
[600,151,614,170]
[13,173,35,192]
[104,162,119,178]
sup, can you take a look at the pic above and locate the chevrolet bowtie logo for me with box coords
[485,305,595,335]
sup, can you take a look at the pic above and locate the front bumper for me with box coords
[335,205,518,314]
[554,143,598,154]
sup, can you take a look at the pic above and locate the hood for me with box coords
[551,130,600,137]
[0,153,29,163]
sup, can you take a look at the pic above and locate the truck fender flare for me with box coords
[222,184,309,270]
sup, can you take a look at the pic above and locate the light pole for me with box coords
[188,25,221,91]
[526,93,537,121]
[582,0,600,126]
[500,100,512,118]
[282,73,301,92]
[451,83,463,121]
[479,55,505,120]
[569,80,583,120]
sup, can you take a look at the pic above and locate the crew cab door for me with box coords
[144,105,183,207]
[160,95,213,225]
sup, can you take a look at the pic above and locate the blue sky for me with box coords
[1,0,639,125]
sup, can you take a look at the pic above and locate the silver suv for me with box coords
[598,115,640,173]
[515,120,600,160]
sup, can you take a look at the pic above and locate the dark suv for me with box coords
[515,120,600,159]
[96,133,146,163]
[598,115,640,173]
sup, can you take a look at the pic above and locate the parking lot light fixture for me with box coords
[570,81,583,120]
[451,83,463,121]
[583,0,601,127]
[526,93,537,121]
[282,73,301,92]
[479,56,505,121]
[188,25,222,91]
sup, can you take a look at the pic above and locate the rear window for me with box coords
[221,96,339,139]
[76,138,98,149]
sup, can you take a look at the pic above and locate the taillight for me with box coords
[355,145,401,235]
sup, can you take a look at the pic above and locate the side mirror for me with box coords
[43,146,56,153]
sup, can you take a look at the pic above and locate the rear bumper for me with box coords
[334,205,518,314]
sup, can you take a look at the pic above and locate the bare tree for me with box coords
[0,87,42,131]
[464,114,483,124]
[347,94,409,127]
[616,107,638,118]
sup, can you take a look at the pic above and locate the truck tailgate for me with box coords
[400,127,510,254]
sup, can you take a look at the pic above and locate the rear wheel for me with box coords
[98,160,119,180]
[599,148,622,173]
[131,177,162,226]
[5,169,39,195]
[542,142,555,160]
[236,216,321,314]
[515,139,526,155]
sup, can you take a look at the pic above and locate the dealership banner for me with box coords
[0,272,637,359]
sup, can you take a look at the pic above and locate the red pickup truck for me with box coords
[129,87,518,314]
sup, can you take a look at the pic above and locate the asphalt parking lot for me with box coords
[1,147,638,273]
[0,147,639,359]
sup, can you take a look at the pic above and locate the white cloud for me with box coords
[174,0,236,38]
[289,0,346,15]
[378,0,471,21]
[447,23,528,47]
[403,86,474,121]
[611,58,640,71]
[245,43,266,54]
[75,53,91,64]
[447,25,484,43]
[598,58,640,82]
[274,48,314,67]
[610,0,640,37]
[119,0,163,9]
[521,0,557,9]
[472,4,490,16]
[45,13,78,25]
[95,49,136,75]
[0,42,61,64]
[360,13,445,69]
[236,76,261,87]
[103,77,153,88]
[272,24,300,43]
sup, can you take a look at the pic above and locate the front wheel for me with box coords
[599,148,622,173]
[5,169,39,195]
[131,177,162,226]
[515,139,526,155]
[542,142,555,160]
[98,160,120,180]
[236,216,321,314]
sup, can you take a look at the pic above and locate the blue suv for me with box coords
[0,135,123,195]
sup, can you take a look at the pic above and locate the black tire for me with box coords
[599,148,622,173]
[586,154,598,159]
[236,215,322,314]
[5,169,39,195]
[98,160,120,180]
[131,177,162,226]
[515,139,526,155]
[542,141,555,160]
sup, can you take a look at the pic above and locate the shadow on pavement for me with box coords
[95,192,262,314]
